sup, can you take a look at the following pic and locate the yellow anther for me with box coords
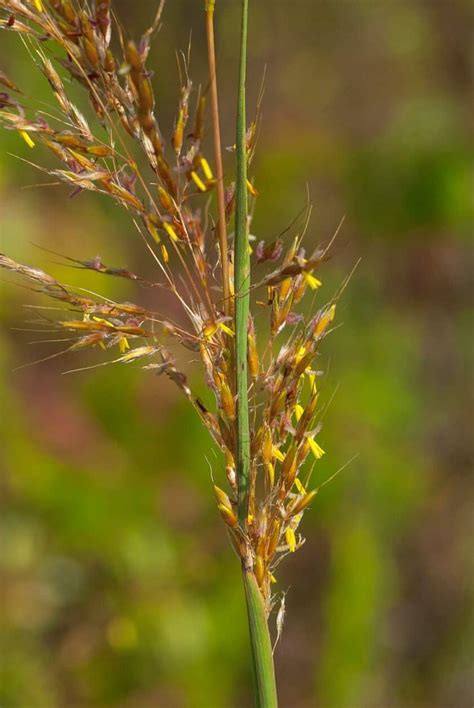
[294,478,306,495]
[308,437,325,460]
[148,223,160,243]
[294,404,304,422]
[294,346,307,366]
[218,322,235,337]
[303,271,322,290]
[161,244,169,263]
[19,130,35,148]
[200,157,213,180]
[246,179,258,196]
[272,446,285,463]
[163,222,178,241]
[92,317,113,327]
[285,527,296,552]
[190,170,207,192]
[266,462,275,487]
[307,372,317,393]
[203,322,218,339]
[118,336,129,354]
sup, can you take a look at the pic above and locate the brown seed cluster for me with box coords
[0,0,341,614]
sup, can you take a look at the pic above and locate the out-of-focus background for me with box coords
[0,1,472,707]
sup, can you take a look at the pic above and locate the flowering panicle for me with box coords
[0,0,342,616]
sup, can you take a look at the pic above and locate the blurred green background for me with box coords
[0,1,473,706]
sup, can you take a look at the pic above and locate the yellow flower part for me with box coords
[285,527,296,552]
[200,157,213,180]
[262,425,272,465]
[303,271,322,290]
[294,403,304,422]
[19,130,35,148]
[279,277,292,300]
[190,170,207,192]
[272,446,285,462]
[270,573,277,584]
[214,484,232,509]
[294,477,306,495]
[246,179,258,196]
[218,322,235,337]
[308,437,325,459]
[254,555,265,585]
[314,303,336,338]
[203,321,218,339]
[161,244,169,263]
[218,503,238,528]
[307,372,317,393]
[158,186,173,211]
[266,462,275,487]
[148,223,160,243]
[92,317,113,327]
[33,0,43,11]
[162,222,178,242]
[68,150,94,169]
[118,336,129,354]
[292,489,318,515]
[294,345,307,366]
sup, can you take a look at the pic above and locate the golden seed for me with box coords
[214,485,232,509]
[266,520,281,558]
[254,555,265,586]
[291,490,318,515]
[83,38,99,68]
[314,304,336,338]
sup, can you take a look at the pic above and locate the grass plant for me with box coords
[0,2,345,703]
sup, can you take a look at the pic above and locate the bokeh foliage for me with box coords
[0,1,472,706]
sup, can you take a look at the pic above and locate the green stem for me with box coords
[243,570,279,707]
[234,0,251,527]
[234,1,278,705]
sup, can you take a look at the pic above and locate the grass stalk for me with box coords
[234,0,251,527]
[243,570,279,707]
[234,1,278,704]
[205,0,231,317]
